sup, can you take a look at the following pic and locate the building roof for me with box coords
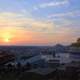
[27,68,56,75]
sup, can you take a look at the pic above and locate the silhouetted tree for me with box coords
[77,38,80,43]
[26,62,31,70]
[71,38,80,47]
[17,62,21,69]
[7,63,13,72]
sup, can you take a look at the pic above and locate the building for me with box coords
[0,51,15,65]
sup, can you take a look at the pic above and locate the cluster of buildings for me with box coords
[18,44,80,69]
[0,38,80,79]
[0,44,79,70]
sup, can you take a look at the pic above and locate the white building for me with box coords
[41,53,71,64]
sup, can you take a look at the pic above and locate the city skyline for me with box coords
[0,0,80,45]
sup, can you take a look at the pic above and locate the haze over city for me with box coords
[0,0,80,45]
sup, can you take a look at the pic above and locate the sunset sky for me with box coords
[0,0,80,45]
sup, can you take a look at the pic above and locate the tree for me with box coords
[26,62,32,70]
[71,38,80,47]
[77,38,80,43]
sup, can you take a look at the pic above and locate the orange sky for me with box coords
[0,26,77,46]
[0,12,79,46]
[0,0,80,46]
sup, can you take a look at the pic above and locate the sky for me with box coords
[0,0,80,46]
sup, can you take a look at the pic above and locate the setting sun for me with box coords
[0,27,18,44]
[2,32,12,43]
[4,38,10,42]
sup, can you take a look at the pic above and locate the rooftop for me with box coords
[27,68,56,75]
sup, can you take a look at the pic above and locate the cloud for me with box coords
[48,10,80,18]
[0,12,54,33]
[0,11,79,45]
[34,0,69,10]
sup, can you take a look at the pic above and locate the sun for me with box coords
[0,27,17,44]
[4,38,10,42]
[3,33,12,43]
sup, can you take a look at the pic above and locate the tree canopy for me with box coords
[71,38,80,47]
